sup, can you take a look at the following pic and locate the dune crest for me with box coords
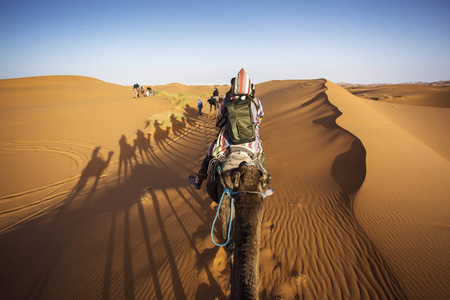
[326,81,450,299]
[254,79,405,299]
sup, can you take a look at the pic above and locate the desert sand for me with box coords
[0,75,449,299]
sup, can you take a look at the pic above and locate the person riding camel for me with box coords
[209,87,220,112]
[189,68,265,190]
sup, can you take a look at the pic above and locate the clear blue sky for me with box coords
[1,0,449,85]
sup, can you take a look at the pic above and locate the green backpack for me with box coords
[219,95,259,144]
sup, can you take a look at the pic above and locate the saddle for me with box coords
[207,145,267,182]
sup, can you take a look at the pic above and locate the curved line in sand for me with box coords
[0,116,213,234]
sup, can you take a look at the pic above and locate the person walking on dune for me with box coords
[198,99,203,115]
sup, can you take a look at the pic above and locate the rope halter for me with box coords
[211,165,271,247]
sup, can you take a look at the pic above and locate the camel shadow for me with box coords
[8,146,113,299]
[118,135,139,185]
[170,114,187,135]
[65,147,113,206]
[134,129,152,164]
[183,105,200,126]
[141,187,226,300]
[153,120,171,148]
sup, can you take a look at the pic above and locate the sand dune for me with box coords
[326,81,450,299]
[345,84,450,108]
[0,76,449,299]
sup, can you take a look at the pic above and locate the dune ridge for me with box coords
[326,81,450,299]
[0,76,448,299]
[255,80,405,299]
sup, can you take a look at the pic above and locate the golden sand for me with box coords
[0,76,449,299]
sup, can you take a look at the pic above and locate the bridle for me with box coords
[210,164,269,247]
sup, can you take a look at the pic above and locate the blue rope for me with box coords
[231,190,268,198]
[211,188,234,247]
[210,188,268,247]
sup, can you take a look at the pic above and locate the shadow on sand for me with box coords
[0,107,227,299]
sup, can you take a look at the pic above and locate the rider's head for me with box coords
[233,68,252,95]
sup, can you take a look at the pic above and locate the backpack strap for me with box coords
[231,94,260,110]
[225,99,239,141]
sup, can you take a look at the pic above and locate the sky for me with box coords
[1,0,449,85]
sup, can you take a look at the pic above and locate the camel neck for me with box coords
[231,196,264,300]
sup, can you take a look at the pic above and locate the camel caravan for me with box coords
[190,69,273,299]
[133,83,154,98]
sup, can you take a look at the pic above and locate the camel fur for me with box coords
[206,162,270,300]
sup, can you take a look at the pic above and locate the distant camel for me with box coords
[207,159,271,299]
[209,96,218,112]
[134,87,140,98]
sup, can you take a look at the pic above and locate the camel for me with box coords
[133,87,140,98]
[206,158,271,300]
[209,96,219,112]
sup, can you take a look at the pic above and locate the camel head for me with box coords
[227,162,271,195]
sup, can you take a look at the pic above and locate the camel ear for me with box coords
[259,171,271,186]
[232,171,241,189]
